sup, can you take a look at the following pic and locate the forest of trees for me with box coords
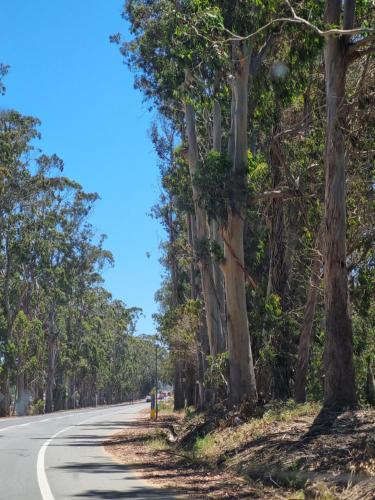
[0,106,167,417]
[0,1,373,421]
[116,0,374,411]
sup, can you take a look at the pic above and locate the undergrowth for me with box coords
[189,400,320,463]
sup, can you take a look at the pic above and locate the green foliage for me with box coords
[194,151,232,222]
[29,399,45,415]
[0,109,155,414]
[164,147,194,214]
[204,352,229,393]
[0,63,9,95]
[122,0,375,411]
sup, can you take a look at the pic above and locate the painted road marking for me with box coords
[36,406,139,500]
[37,426,74,500]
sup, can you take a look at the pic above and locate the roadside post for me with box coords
[155,341,158,421]
[150,394,156,420]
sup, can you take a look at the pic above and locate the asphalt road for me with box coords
[0,402,175,500]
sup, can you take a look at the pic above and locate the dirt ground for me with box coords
[104,406,375,499]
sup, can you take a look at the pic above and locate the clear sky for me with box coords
[0,0,165,334]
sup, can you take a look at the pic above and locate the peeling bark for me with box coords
[185,94,225,357]
[187,213,210,410]
[222,42,257,406]
[323,0,356,409]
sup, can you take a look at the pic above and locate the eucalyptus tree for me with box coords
[321,0,375,409]
[117,0,374,411]
[0,111,44,415]
[119,0,266,406]
[0,63,9,95]
[0,109,151,415]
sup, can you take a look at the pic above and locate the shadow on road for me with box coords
[74,487,176,498]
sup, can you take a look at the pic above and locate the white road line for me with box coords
[37,426,73,500]
[0,423,30,431]
[36,407,132,500]
[0,404,141,436]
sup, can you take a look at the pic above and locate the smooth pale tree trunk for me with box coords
[295,237,322,403]
[185,96,225,357]
[222,43,257,406]
[188,213,210,410]
[323,0,356,409]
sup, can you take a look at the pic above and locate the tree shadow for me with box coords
[74,487,176,498]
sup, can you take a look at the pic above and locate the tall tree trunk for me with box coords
[0,368,10,417]
[16,370,28,416]
[185,362,196,407]
[271,138,302,399]
[211,97,227,351]
[222,43,257,406]
[323,0,356,409]
[365,360,375,406]
[295,236,322,403]
[45,334,57,414]
[53,367,66,412]
[188,213,210,410]
[173,358,185,410]
[45,305,57,413]
[0,239,12,416]
[184,92,225,356]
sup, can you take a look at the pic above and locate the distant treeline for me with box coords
[0,109,168,416]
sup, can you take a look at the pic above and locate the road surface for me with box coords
[0,402,174,499]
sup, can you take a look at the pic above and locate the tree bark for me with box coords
[173,358,185,410]
[0,368,11,417]
[323,0,356,409]
[295,238,322,403]
[269,139,293,399]
[211,97,227,351]
[222,43,257,406]
[16,370,28,416]
[45,310,57,414]
[0,238,13,416]
[187,213,210,410]
[365,360,375,406]
[184,94,225,357]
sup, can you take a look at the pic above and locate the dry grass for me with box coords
[104,402,375,499]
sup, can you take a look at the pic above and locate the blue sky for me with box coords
[0,0,165,334]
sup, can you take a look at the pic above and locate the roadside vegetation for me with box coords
[106,401,375,499]
[108,1,374,497]
[115,0,375,411]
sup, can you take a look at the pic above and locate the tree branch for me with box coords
[219,1,374,44]
[252,189,307,202]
